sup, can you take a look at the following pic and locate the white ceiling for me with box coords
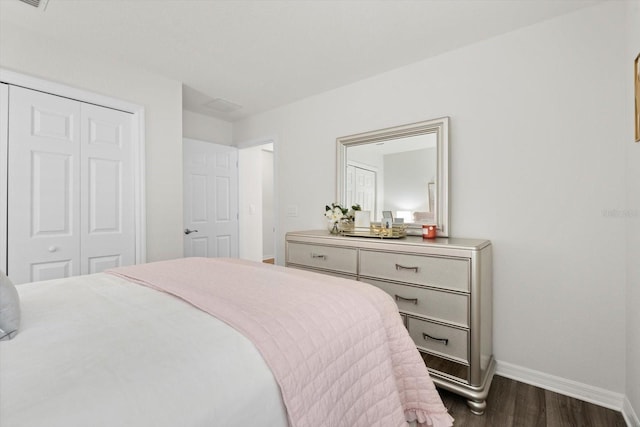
[0,0,604,122]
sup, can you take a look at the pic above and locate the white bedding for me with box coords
[0,273,289,427]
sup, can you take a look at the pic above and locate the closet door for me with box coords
[8,86,82,284]
[80,103,134,274]
[7,86,135,284]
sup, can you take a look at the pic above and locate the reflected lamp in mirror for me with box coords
[336,117,449,237]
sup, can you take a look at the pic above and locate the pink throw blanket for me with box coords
[107,258,453,427]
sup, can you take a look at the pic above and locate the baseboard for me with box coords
[623,396,640,427]
[496,360,625,412]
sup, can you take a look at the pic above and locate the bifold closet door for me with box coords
[80,103,134,276]
[7,86,134,284]
[8,86,82,283]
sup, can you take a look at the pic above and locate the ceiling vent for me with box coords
[203,98,243,114]
[18,0,49,9]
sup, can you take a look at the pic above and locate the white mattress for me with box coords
[0,273,289,427]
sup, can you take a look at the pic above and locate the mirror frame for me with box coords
[336,116,449,237]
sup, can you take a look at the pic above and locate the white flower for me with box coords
[324,203,360,224]
[325,205,345,223]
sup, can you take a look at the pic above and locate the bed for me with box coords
[0,257,453,427]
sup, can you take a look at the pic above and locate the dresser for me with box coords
[285,230,494,414]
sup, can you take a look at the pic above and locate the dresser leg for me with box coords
[467,398,486,415]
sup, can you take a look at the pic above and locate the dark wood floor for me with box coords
[438,375,626,426]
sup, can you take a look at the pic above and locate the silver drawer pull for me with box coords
[422,333,449,346]
[395,294,418,305]
[311,253,327,260]
[395,263,419,273]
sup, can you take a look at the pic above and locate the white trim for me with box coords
[270,137,279,264]
[132,109,147,264]
[623,396,640,427]
[0,68,146,265]
[0,68,141,113]
[496,360,625,412]
[0,83,8,274]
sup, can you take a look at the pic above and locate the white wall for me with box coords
[0,21,184,262]
[234,0,630,403]
[182,110,233,145]
[625,1,640,423]
[384,148,436,214]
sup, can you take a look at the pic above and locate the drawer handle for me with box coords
[395,263,419,273]
[311,253,327,260]
[394,294,418,305]
[422,333,449,346]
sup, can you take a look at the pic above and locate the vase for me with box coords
[328,221,339,234]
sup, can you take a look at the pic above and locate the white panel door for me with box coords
[0,83,8,275]
[80,103,134,274]
[8,86,81,284]
[355,167,376,213]
[345,165,355,209]
[346,164,376,214]
[183,139,238,258]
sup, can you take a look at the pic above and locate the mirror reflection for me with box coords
[345,133,437,224]
[337,117,449,236]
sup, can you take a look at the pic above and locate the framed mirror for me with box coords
[336,117,449,237]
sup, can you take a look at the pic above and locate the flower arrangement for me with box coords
[324,203,361,233]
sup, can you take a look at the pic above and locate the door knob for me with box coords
[48,246,58,253]
[184,228,199,235]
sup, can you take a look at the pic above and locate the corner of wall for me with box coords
[626,0,640,424]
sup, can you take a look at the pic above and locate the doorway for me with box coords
[238,140,275,263]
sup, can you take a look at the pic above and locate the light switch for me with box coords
[286,205,298,217]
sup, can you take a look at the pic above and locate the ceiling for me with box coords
[0,0,604,122]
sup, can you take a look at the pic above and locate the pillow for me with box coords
[0,270,20,340]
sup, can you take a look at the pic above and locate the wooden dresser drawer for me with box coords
[286,242,357,274]
[359,250,470,292]
[408,317,469,364]
[361,278,469,327]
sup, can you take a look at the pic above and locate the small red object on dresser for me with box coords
[422,224,437,239]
